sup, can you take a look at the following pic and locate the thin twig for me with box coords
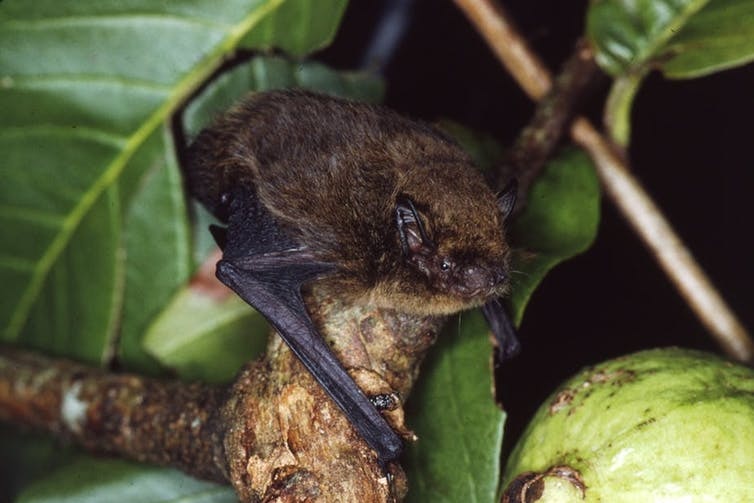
[453,0,754,363]
[453,0,551,98]
[569,120,754,362]
[503,39,604,199]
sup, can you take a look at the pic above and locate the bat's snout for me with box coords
[453,265,506,298]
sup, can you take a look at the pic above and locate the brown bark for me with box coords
[0,286,442,502]
[503,40,604,200]
[0,347,228,482]
[221,289,442,501]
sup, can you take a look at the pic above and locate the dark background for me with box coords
[321,1,754,452]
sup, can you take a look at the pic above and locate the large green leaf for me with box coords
[588,0,708,144]
[587,0,754,144]
[1,1,353,499]
[661,0,754,78]
[118,128,193,371]
[404,311,506,503]
[508,149,601,325]
[0,0,346,363]
[142,288,269,384]
[16,458,236,503]
[587,0,709,76]
[182,55,384,140]
[588,0,754,78]
[17,186,123,364]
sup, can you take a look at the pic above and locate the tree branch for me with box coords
[1,286,444,501]
[0,347,228,482]
[502,39,604,200]
[453,0,754,363]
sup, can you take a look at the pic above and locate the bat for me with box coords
[183,90,518,463]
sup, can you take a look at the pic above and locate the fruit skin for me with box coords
[502,348,754,502]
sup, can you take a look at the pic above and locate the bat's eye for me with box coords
[440,258,453,272]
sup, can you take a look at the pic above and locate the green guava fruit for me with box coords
[502,348,754,502]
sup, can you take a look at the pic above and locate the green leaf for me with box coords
[240,0,348,56]
[508,149,601,325]
[17,186,123,364]
[0,0,347,358]
[117,128,193,372]
[16,458,236,503]
[182,55,384,141]
[1,1,356,497]
[588,0,709,144]
[0,427,77,502]
[661,0,754,78]
[588,0,754,144]
[587,0,709,76]
[404,311,505,503]
[143,288,268,384]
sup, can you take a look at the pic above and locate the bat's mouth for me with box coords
[448,265,507,299]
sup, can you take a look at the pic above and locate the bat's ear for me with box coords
[496,179,518,223]
[396,195,435,256]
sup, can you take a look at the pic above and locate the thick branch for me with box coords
[221,290,443,502]
[0,286,443,501]
[0,348,228,482]
[453,0,754,363]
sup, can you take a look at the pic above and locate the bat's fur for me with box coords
[186,90,511,316]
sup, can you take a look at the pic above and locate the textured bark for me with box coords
[0,286,443,502]
[0,348,228,483]
[501,39,604,205]
[221,289,442,502]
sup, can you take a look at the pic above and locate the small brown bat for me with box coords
[184,89,517,463]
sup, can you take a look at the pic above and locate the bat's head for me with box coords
[375,164,516,316]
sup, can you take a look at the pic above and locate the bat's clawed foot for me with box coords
[369,392,400,411]
[349,368,417,445]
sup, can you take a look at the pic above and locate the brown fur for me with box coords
[185,90,510,316]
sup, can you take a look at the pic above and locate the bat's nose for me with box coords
[456,265,504,297]
[491,268,507,287]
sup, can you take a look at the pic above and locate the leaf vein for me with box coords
[0,254,38,272]
[5,0,286,339]
[1,12,229,31]
[0,205,66,227]
[6,74,173,94]
[0,125,128,148]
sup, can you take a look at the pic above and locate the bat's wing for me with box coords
[482,297,521,361]
[214,186,403,463]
